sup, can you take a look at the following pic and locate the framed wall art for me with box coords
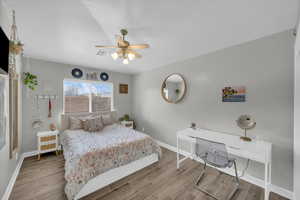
[222,86,246,102]
[119,84,128,94]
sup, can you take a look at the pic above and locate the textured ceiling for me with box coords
[6,0,299,74]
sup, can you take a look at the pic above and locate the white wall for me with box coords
[0,0,22,198]
[21,57,133,152]
[133,30,294,191]
[294,21,300,200]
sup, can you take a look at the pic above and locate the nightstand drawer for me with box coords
[125,123,132,128]
[40,143,56,151]
[37,130,59,160]
[40,135,56,142]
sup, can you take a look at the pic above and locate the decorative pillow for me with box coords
[69,115,94,130]
[84,116,104,132]
[69,117,83,130]
[81,119,89,131]
[101,113,114,126]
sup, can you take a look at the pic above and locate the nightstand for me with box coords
[120,120,134,129]
[37,130,59,160]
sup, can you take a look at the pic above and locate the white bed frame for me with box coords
[60,112,159,200]
[75,153,159,199]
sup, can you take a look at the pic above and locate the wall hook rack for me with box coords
[36,94,58,100]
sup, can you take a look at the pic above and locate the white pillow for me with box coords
[83,116,104,132]
[69,115,94,130]
[69,117,83,130]
[101,113,114,126]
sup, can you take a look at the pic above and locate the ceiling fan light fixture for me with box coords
[111,52,118,60]
[128,53,135,60]
[96,29,149,64]
[123,58,129,64]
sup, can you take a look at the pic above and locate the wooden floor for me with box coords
[10,148,288,200]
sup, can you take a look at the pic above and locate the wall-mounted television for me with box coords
[0,26,9,74]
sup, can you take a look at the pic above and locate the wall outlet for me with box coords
[15,152,18,160]
[142,127,145,132]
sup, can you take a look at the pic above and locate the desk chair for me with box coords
[194,137,240,200]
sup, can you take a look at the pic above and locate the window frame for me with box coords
[63,78,114,114]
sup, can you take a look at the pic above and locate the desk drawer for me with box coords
[40,143,56,151]
[40,135,56,142]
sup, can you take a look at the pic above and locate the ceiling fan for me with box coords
[95,29,149,64]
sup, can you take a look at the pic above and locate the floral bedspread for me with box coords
[60,124,161,200]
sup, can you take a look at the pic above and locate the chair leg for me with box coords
[233,161,240,185]
[226,185,239,200]
[195,162,206,186]
[195,170,205,186]
[195,186,219,200]
[226,161,240,200]
[194,163,219,200]
[194,161,240,200]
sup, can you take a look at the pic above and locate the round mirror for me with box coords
[161,74,186,103]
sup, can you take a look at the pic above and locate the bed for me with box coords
[60,112,161,200]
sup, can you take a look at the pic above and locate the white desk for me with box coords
[177,128,272,200]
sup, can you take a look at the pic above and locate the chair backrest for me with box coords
[194,137,230,168]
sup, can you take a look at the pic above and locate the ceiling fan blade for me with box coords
[128,44,149,49]
[127,49,142,58]
[115,34,128,47]
[95,45,118,48]
[134,52,142,58]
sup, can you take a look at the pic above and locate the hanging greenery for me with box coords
[9,10,23,56]
[23,72,38,90]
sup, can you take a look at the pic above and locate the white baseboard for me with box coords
[22,150,38,158]
[1,151,38,200]
[156,140,294,200]
[270,185,294,200]
[1,155,24,200]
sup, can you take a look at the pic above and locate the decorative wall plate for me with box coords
[100,72,109,81]
[71,68,83,78]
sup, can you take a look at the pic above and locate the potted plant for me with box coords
[119,114,131,122]
[23,72,38,90]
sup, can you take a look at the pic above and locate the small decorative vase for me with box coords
[191,123,196,129]
[50,123,56,131]
[9,41,23,55]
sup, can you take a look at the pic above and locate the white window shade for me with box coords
[92,96,111,112]
[65,95,89,113]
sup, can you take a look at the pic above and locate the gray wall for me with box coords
[22,57,133,152]
[0,0,22,198]
[132,30,294,190]
[294,20,300,200]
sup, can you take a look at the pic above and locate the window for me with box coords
[64,79,113,113]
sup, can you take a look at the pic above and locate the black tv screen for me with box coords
[0,26,9,74]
